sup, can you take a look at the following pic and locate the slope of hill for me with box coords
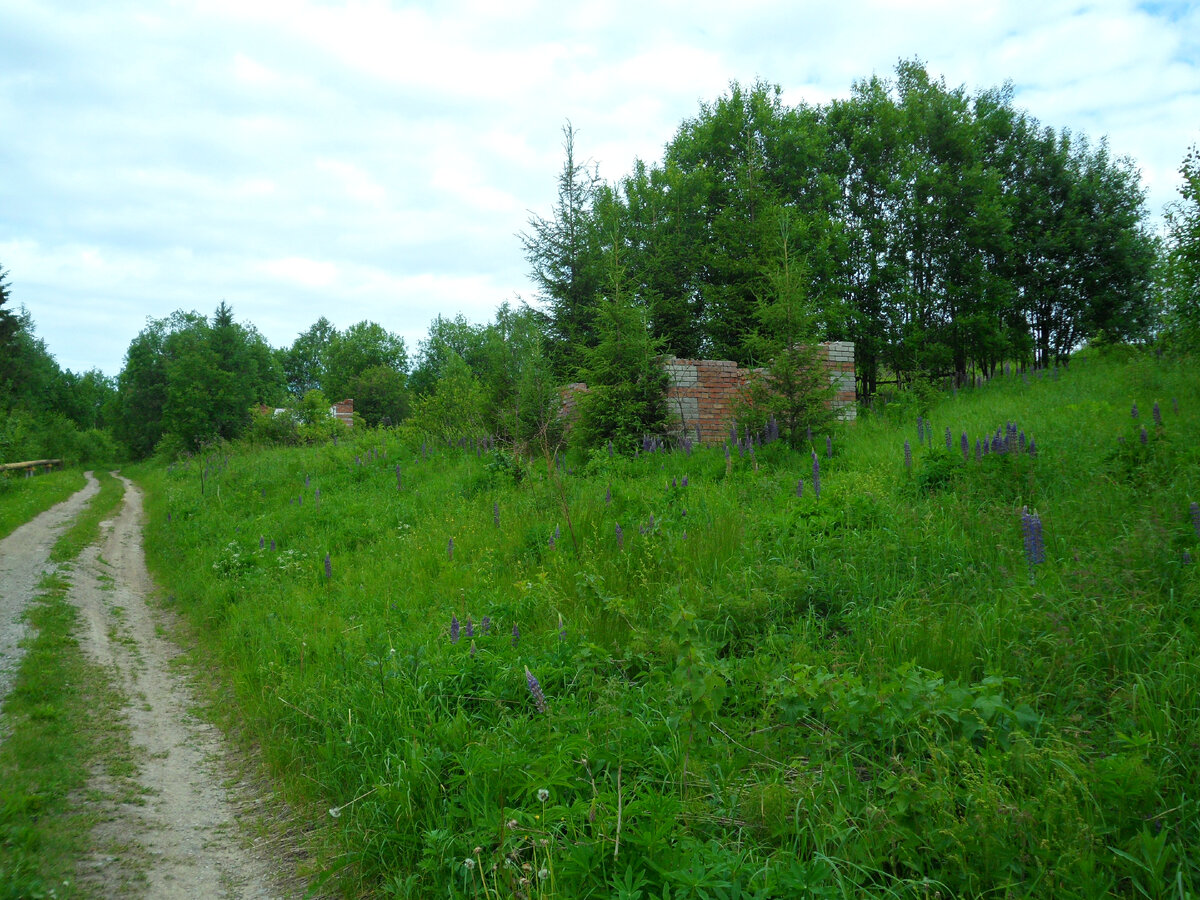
[135,350,1199,898]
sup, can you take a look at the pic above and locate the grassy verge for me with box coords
[0,469,87,541]
[0,471,132,900]
[138,352,1200,898]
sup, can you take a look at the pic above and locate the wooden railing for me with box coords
[0,458,63,473]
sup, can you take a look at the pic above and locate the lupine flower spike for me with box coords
[1190,501,1199,538]
[812,452,821,499]
[448,537,454,560]
[512,623,520,647]
[904,440,912,471]
[324,552,332,580]
[450,615,460,644]
[615,523,624,550]
[465,617,474,638]
[1153,402,1162,427]
[525,666,548,714]
[481,616,491,634]
[1131,402,1139,419]
[493,501,500,528]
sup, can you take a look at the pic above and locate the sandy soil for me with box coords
[0,470,100,721]
[3,473,298,898]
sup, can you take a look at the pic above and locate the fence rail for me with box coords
[0,459,63,473]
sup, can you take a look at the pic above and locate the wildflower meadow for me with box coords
[134,350,1199,898]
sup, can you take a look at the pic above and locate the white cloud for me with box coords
[1,0,1197,377]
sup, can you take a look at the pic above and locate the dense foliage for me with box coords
[136,351,1199,898]
[0,266,119,465]
[523,62,1157,395]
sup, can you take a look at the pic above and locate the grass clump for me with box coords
[136,352,1199,898]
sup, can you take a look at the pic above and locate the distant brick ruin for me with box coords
[664,342,856,442]
[561,341,856,444]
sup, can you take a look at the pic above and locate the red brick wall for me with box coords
[560,342,855,443]
[665,342,855,443]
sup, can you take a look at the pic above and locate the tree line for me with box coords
[2,60,1197,463]
[525,60,1160,400]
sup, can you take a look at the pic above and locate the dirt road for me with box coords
[2,474,292,898]
[0,470,99,718]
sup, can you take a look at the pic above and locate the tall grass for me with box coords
[0,468,87,540]
[136,351,1199,898]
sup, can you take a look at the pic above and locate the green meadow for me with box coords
[133,350,1199,898]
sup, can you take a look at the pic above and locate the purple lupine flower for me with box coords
[1131,402,1139,419]
[1140,426,1148,445]
[481,616,491,634]
[796,478,804,497]
[1021,507,1045,576]
[672,477,677,489]
[450,615,460,643]
[1153,402,1162,427]
[493,501,500,528]
[605,484,612,505]
[448,537,454,560]
[298,494,303,505]
[259,536,265,549]
[682,474,688,487]
[1018,431,1026,452]
[1028,438,1037,457]
[554,524,560,544]
[615,523,624,550]
[812,452,821,499]
[917,416,925,446]
[806,425,813,443]
[1183,550,1193,565]
[511,623,520,647]
[945,427,952,452]
[465,617,474,638]
[904,440,912,471]
[324,552,332,580]
[558,613,566,641]
[548,530,556,550]
[315,488,320,506]
[1190,501,1199,538]
[270,539,276,552]
[261,488,266,498]
[525,666,548,714]
[961,432,969,461]
[469,640,477,658]
[305,474,310,487]
[724,443,730,463]
[826,435,833,458]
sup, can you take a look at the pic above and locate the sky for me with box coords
[2,0,1198,378]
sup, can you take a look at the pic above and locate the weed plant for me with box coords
[136,352,1199,898]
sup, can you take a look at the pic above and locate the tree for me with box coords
[282,317,338,397]
[323,320,407,401]
[1160,145,1200,348]
[739,211,836,446]
[116,305,286,457]
[521,122,605,378]
[348,365,408,427]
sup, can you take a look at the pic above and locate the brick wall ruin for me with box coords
[560,342,855,444]
[664,342,856,443]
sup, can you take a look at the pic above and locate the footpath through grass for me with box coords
[138,351,1200,898]
[0,469,87,541]
[0,471,132,900]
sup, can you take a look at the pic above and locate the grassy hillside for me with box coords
[135,351,1199,898]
